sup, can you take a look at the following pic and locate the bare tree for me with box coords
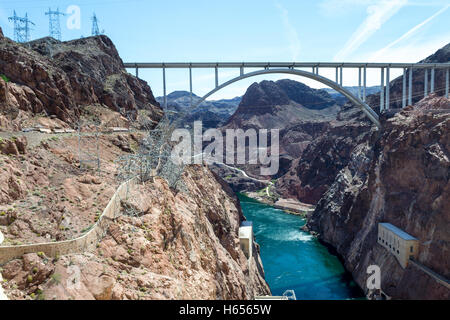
[114,111,188,216]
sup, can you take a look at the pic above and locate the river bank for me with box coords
[244,190,315,218]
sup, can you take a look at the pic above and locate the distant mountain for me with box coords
[225,79,341,130]
[156,91,240,129]
[214,79,343,186]
[322,86,381,105]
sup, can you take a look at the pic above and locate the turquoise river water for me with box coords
[238,194,364,300]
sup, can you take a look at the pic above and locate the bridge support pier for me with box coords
[163,66,167,109]
[430,68,435,93]
[386,67,390,110]
[358,67,362,99]
[446,69,449,98]
[215,66,219,88]
[363,66,367,102]
[380,68,385,112]
[424,69,428,97]
[402,68,407,108]
[189,66,193,108]
[409,68,413,106]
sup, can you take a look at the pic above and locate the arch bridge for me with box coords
[124,62,450,129]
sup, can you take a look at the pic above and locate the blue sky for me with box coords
[1,0,449,99]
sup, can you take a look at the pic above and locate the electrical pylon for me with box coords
[8,11,35,43]
[45,8,66,40]
[91,13,100,36]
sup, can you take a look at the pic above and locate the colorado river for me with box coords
[239,194,364,300]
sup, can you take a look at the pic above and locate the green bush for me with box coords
[0,74,9,83]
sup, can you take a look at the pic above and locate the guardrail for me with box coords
[0,178,136,265]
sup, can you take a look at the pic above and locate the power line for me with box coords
[45,7,66,40]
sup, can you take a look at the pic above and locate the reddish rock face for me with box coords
[307,95,450,299]
[1,165,270,300]
[0,35,162,128]
[278,42,450,205]
[276,103,374,204]
[0,136,27,156]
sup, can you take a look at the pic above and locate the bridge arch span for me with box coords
[195,68,381,128]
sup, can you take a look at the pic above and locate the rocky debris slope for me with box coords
[0,35,162,130]
[1,165,270,300]
[306,94,450,299]
[0,132,141,245]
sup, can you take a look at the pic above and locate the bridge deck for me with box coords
[124,62,450,69]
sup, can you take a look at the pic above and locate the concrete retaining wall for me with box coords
[0,178,136,265]
[409,259,450,290]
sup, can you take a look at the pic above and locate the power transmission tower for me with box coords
[45,8,66,40]
[8,11,35,43]
[91,13,100,36]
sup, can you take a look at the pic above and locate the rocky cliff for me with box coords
[278,42,450,205]
[226,79,340,130]
[276,104,374,204]
[0,34,269,300]
[1,163,270,300]
[306,95,449,299]
[0,34,162,130]
[216,79,341,193]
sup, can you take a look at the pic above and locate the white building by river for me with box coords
[378,223,419,268]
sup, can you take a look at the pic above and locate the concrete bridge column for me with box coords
[163,66,167,109]
[358,67,362,100]
[402,68,407,108]
[446,68,449,98]
[409,68,413,105]
[424,69,428,97]
[380,67,385,112]
[215,66,219,88]
[430,68,435,93]
[386,66,390,110]
[363,66,367,102]
[189,66,193,108]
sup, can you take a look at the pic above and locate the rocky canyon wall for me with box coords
[307,95,450,299]
[1,165,270,300]
[0,34,162,130]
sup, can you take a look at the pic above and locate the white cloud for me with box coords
[275,2,301,61]
[369,4,450,60]
[333,0,408,61]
